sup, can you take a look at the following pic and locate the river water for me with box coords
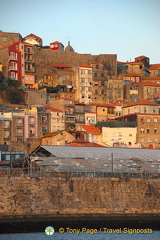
[1,231,160,240]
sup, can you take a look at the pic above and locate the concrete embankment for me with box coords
[0,176,160,232]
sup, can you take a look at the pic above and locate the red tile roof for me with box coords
[76,64,92,68]
[42,130,63,138]
[53,97,74,101]
[24,33,42,43]
[85,111,96,114]
[143,77,160,81]
[50,41,64,46]
[126,61,144,65]
[68,143,83,147]
[81,125,101,134]
[50,63,71,68]
[137,82,160,87]
[149,64,160,70]
[135,55,148,59]
[124,73,141,77]
[123,100,159,108]
[83,142,106,147]
[44,106,63,112]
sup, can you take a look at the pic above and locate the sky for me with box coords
[0,0,160,64]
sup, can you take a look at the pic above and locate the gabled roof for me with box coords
[43,106,63,112]
[149,64,160,70]
[135,55,148,59]
[42,130,69,138]
[83,142,106,147]
[126,61,144,65]
[24,33,42,43]
[68,143,83,147]
[76,64,92,68]
[123,100,159,108]
[80,125,101,134]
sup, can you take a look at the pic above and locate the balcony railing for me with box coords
[9,66,17,71]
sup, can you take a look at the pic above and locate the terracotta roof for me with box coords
[137,82,160,87]
[124,73,141,77]
[50,63,71,68]
[123,100,159,108]
[24,33,42,43]
[85,111,96,114]
[149,64,160,70]
[42,130,63,138]
[80,125,101,134]
[0,161,10,165]
[53,97,74,101]
[83,142,106,147]
[126,61,144,65]
[44,106,63,112]
[50,41,64,46]
[110,100,128,107]
[135,55,148,59]
[143,77,160,81]
[76,64,92,68]
[69,139,90,144]
[68,143,83,147]
[97,104,114,108]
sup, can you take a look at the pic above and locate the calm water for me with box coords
[1,231,160,240]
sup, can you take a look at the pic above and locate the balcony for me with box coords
[65,111,74,115]
[9,66,17,71]
[3,125,11,129]
[9,56,17,61]
[25,68,34,73]
[16,122,23,127]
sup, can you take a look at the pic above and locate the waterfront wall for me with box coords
[0,176,160,220]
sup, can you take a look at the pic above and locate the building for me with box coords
[123,73,142,83]
[50,41,64,51]
[122,100,160,116]
[23,33,42,46]
[149,64,160,77]
[96,104,115,121]
[106,76,124,103]
[74,64,93,104]
[0,32,22,48]
[75,102,85,128]
[44,106,65,132]
[138,82,160,100]
[75,125,102,144]
[102,122,137,147]
[91,63,108,103]
[116,113,160,149]
[0,41,35,86]
[85,111,96,125]
[135,55,150,68]
[41,130,75,146]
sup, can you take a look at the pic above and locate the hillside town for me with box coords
[0,30,160,162]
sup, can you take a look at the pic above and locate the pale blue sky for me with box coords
[0,0,160,64]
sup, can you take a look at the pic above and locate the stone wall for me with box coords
[0,177,159,219]
[33,47,117,76]
[25,88,47,105]
[0,32,22,48]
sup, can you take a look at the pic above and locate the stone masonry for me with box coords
[0,176,159,219]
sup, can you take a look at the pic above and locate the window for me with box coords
[118,83,121,88]
[88,70,91,74]
[81,69,85,74]
[80,78,85,83]
[144,107,146,113]
[109,92,112,97]
[129,133,132,137]
[146,117,150,122]
[154,128,158,134]
[153,108,155,113]
[81,86,85,91]
[95,90,98,94]
[154,117,158,123]
[94,73,97,77]
[147,128,150,134]
[96,65,99,69]
[118,92,121,98]
[101,73,104,77]
[139,65,142,69]
[109,83,113,88]
[29,116,35,124]
[140,128,144,133]
[147,138,150,143]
